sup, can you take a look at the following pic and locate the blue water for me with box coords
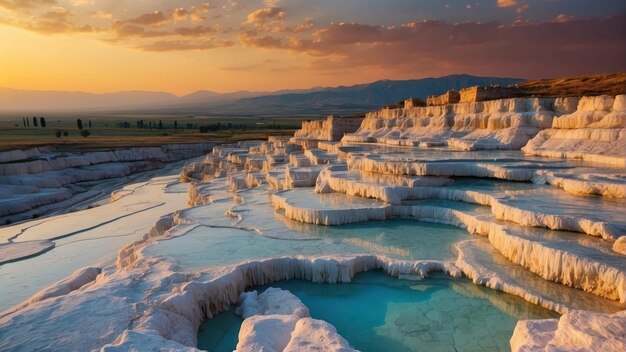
[197,271,558,352]
[197,306,242,352]
[146,220,467,271]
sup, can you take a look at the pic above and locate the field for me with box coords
[517,72,626,97]
[0,114,312,151]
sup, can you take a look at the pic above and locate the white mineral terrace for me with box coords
[0,94,625,352]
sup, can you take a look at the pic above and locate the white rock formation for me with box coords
[613,236,626,256]
[234,288,356,352]
[293,116,364,143]
[510,310,626,352]
[0,143,213,222]
[284,318,356,352]
[273,189,626,302]
[2,93,626,352]
[236,287,310,319]
[524,95,626,166]
[345,153,626,198]
[235,288,309,351]
[315,168,625,240]
[343,97,557,150]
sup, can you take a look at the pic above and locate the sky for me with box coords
[0,0,624,95]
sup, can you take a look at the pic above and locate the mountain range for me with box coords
[0,74,523,116]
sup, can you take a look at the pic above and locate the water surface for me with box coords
[198,271,559,352]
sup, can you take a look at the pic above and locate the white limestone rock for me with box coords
[284,318,357,352]
[343,97,555,150]
[613,236,626,255]
[237,314,302,352]
[236,287,309,319]
[523,95,626,166]
[510,310,626,352]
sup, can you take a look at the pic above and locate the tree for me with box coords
[80,129,90,137]
[40,117,46,128]
[158,120,163,129]
[174,120,178,131]
[26,118,30,127]
[88,120,92,128]
[55,130,62,138]
[63,131,69,137]
[22,118,26,127]
[77,118,83,129]
[33,117,38,127]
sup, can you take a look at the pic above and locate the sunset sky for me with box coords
[0,0,624,95]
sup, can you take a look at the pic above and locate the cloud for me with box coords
[97,4,230,51]
[172,3,213,23]
[497,0,517,8]
[263,0,279,7]
[222,0,243,12]
[0,0,56,11]
[111,24,165,38]
[137,38,234,51]
[70,0,91,6]
[173,24,220,36]
[242,5,314,34]
[0,0,622,80]
[126,11,169,27]
[241,16,626,78]
[91,10,111,19]
[552,14,575,23]
[246,6,285,24]
[0,5,93,33]
[238,31,283,48]
[516,3,530,14]
[291,18,314,32]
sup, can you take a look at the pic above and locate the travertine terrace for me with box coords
[0,143,214,224]
[1,94,625,352]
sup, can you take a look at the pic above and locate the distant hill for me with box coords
[517,73,626,97]
[0,88,180,112]
[202,74,523,116]
[0,74,522,115]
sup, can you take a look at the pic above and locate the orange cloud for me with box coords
[0,5,93,33]
[126,11,169,27]
[246,6,285,23]
[137,38,234,51]
[497,0,517,8]
[0,0,56,11]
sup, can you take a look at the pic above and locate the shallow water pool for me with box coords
[198,270,558,352]
[144,220,468,271]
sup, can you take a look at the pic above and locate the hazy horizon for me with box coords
[1,72,526,96]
